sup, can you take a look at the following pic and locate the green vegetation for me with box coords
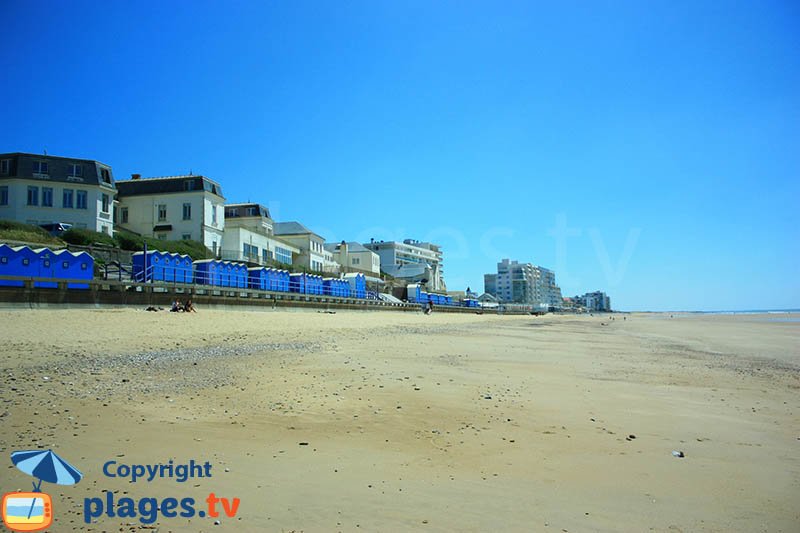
[0,220,211,260]
[0,220,64,246]
[61,227,116,246]
[114,229,212,260]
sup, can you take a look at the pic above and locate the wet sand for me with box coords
[0,309,798,532]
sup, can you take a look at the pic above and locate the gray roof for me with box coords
[116,175,223,198]
[224,203,271,219]
[0,152,115,188]
[274,221,315,236]
[324,241,371,253]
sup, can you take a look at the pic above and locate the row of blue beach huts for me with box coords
[1,245,477,307]
[130,250,370,298]
[0,244,93,288]
[406,283,479,307]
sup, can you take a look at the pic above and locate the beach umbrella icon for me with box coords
[10,450,82,519]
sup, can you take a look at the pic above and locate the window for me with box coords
[0,186,8,206]
[351,257,360,265]
[158,204,167,221]
[100,168,110,183]
[121,207,128,223]
[42,187,53,207]
[27,186,38,206]
[182,203,191,220]
[68,164,82,177]
[182,234,191,240]
[1,256,7,264]
[275,246,292,264]
[157,233,167,240]
[0,159,9,174]
[63,189,74,208]
[22,258,30,266]
[243,243,258,258]
[212,206,217,225]
[262,249,271,263]
[184,180,196,191]
[33,161,48,174]
[76,190,87,209]
[101,194,109,213]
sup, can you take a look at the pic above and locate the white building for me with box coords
[0,152,116,235]
[576,291,612,312]
[116,174,225,256]
[363,239,446,291]
[274,221,338,273]
[221,203,298,266]
[324,241,381,275]
[485,259,563,310]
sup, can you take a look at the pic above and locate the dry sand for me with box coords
[0,309,798,532]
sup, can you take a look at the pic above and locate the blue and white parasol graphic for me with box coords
[11,449,82,490]
[10,449,82,520]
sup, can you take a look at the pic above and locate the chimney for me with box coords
[131,173,141,180]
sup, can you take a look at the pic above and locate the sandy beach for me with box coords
[0,309,798,532]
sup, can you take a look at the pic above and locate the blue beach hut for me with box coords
[248,267,266,290]
[193,259,220,286]
[234,263,248,288]
[0,245,36,287]
[289,273,306,293]
[51,249,93,289]
[132,250,168,282]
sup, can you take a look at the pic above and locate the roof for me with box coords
[116,175,223,198]
[324,241,372,253]
[274,221,317,236]
[0,152,115,188]
[224,203,271,219]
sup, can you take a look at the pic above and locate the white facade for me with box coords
[116,176,225,256]
[324,242,381,275]
[221,204,298,266]
[221,226,299,266]
[364,239,445,290]
[0,153,116,235]
[487,259,563,310]
[0,179,115,234]
[274,221,337,273]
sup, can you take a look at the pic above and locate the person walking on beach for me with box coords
[425,300,434,315]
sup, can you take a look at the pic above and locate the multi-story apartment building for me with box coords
[484,258,563,310]
[540,267,563,308]
[274,221,335,273]
[0,152,116,235]
[363,239,446,291]
[324,241,381,275]
[221,203,298,266]
[575,291,611,312]
[115,174,225,256]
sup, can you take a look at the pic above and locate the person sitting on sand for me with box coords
[184,299,197,313]
[170,300,183,312]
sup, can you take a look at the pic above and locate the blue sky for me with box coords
[2,1,798,311]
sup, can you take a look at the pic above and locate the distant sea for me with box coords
[690,309,800,315]
[684,309,800,322]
